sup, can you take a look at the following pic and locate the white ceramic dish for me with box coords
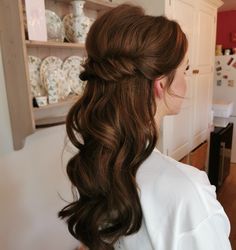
[44,67,71,101]
[40,56,63,88]
[28,55,46,97]
[63,14,75,43]
[45,9,65,42]
[35,95,47,106]
[62,56,85,94]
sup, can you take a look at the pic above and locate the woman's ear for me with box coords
[154,77,167,99]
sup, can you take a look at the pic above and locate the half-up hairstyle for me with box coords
[58,3,188,250]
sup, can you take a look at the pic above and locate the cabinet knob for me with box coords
[192,69,199,74]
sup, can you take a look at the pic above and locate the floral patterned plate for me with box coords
[62,56,86,95]
[45,9,65,42]
[68,68,86,95]
[62,14,74,43]
[40,56,63,89]
[28,55,46,97]
[62,13,90,43]
[45,68,70,102]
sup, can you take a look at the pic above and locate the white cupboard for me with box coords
[191,1,218,150]
[162,0,196,160]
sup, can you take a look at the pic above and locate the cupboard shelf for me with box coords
[54,0,116,11]
[26,40,85,49]
[35,116,67,127]
[33,95,79,110]
[33,95,80,127]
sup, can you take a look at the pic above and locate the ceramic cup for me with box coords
[224,49,231,55]
[35,96,47,106]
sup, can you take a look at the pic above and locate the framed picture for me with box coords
[25,0,47,41]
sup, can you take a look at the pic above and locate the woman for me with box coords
[58,3,231,250]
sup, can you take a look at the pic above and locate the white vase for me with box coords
[71,0,90,43]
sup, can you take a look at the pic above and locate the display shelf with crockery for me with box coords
[0,0,118,150]
[30,54,86,125]
[24,0,117,46]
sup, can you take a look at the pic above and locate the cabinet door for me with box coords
[162,0,196,160]
[191,2,216,149]
[192,73,213,148]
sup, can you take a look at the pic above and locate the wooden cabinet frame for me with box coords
[0,0,117,150]
[0,0,34,150]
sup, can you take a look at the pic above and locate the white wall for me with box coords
[115,0,164,15]
[0,43,79,249]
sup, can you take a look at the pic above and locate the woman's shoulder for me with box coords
[136,148,222,231]
[136,148,208,193]
[137,148,212,191]
[118,149,230,249]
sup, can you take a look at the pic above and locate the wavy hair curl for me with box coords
[58,3,188,250]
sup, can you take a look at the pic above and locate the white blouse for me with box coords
[114,147,232,250]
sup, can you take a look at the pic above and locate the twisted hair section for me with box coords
[58,3,188,250]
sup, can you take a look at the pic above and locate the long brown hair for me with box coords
[58,3,188,250]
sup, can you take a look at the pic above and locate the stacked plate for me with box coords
[45,10,65,42]
[28,55,86,104]
[63,56,86,94]
[28,56,46,97]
